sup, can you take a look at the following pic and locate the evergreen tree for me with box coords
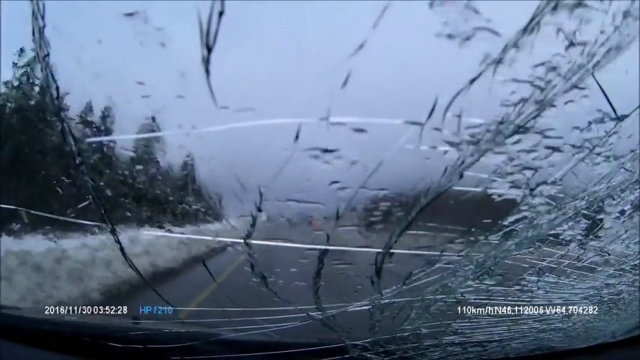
[0,48,224,235]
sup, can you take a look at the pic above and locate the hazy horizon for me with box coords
[2,1,638,217]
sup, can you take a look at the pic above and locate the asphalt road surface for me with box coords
[104,219,603,344]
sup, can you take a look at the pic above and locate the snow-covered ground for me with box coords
[0,214,266,308]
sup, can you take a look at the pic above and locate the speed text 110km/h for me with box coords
[458,305,598,316]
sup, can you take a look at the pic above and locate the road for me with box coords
[103,219,603,344]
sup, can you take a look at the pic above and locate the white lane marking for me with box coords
[419,223,468,231]
[142,231,469,257]
[451,186,523,196]
[0,204,104,227]
[463,171,506,181]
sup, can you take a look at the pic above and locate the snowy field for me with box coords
[0,214,266,308]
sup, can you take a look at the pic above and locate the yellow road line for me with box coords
[179,256,245,319]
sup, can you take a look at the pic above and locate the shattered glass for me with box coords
[1,0,639,359]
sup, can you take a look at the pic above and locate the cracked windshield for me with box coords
[1,0,639,359]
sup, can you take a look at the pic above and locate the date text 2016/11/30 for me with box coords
[140,306,174,315]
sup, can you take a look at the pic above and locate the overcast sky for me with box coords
[2,1,638,216]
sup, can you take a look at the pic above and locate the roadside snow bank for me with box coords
[0,216,263,308]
